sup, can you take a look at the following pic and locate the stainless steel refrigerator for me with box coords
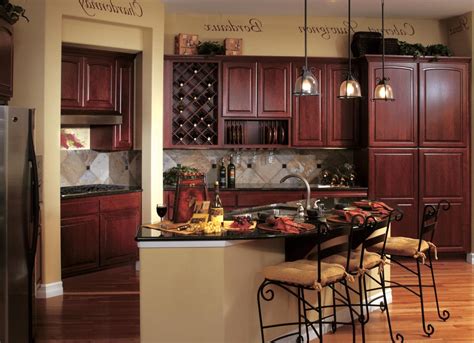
[0,106,40,343]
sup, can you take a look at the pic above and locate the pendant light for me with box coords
[338,0,362,99]
[294,0,319,96]
[373,0,395,101]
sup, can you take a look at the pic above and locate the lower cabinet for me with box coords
[61,192,142,277]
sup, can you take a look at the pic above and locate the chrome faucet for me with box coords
[280,174,312,211]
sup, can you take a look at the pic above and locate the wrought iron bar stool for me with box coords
[366,200,451,337]
[257,222,356,342]
[325,212,405,343]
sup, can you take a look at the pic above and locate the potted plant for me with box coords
[0,0,28,25]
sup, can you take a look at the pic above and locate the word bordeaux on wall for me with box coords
[204,18,263,33]
[78,0,143,17]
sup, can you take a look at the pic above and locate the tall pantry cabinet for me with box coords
[364,56,470,254]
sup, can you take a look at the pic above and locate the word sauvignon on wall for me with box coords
[299,20,416,40]
[78,0,143,18]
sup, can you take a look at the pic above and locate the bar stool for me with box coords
[367,200,451,337]
[257,222,356,342]
[323,212,404,343]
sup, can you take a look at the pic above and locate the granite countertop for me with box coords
[164,183,368,192]
[61,184,143,199]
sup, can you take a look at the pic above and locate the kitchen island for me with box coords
[136,197,390,343]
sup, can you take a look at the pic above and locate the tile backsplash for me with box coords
[61,150,141,187]
[164,149,354,185]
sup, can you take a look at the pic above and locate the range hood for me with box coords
[61,112,122,126]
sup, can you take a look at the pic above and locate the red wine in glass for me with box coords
[156,204,167,222]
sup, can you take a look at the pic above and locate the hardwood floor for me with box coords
[35,263,139,343]
[36,259,473,342]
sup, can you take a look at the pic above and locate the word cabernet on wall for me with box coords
[204,18,263,33]
[78,0,143,17]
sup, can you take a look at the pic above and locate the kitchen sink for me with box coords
[225,204,299,221]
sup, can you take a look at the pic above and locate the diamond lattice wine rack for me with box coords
[171,62,219,145]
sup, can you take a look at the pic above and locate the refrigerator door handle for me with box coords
[27,115,39,271]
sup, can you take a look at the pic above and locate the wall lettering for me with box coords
[204,18,263,33]
[448,16,469,36]
[300,20,416,40]
[78,0,143,18]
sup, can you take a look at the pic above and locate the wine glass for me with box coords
[156,204,167,223]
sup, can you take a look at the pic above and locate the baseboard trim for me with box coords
[36,281,63,299]
[467,253,474,265]
[278,289,392,343]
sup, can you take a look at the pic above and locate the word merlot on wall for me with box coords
[78,0,143,17]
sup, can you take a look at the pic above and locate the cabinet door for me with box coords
[327,64,360,147]
[61,214,100,277]
[222,62,257,117]
[368,61,418,147]
[237,191,304,207]
[0,19,13,103]
[419,62,469,147]
[84,55,116,110]
[90,56,135,150]
[369,148,419,238]
[61,54,83,109]
[292,63,326,147]
[100,208,140,266]
[419,148,469,253]
[257,62,291,118]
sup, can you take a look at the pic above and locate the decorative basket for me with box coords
[351,31,383,57]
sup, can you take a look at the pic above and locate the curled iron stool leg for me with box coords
[380,270,404,342]
[428,252,450,322]
[417,260,435,337]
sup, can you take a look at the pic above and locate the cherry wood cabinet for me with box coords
[365,59,418,147]
[90,56,135,150]
[419,148,469,253]
[292,63,326,147]
[222,62,257,117]
[327,63,360,147]
[61,192,141,277]
[61,47,117,112]
[419,61,469,147]
[257,62,292,118]
[368,148,419,238]
[0,18,13,104]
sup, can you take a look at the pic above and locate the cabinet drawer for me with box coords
[100,192,141,212]
[61,198,99,218]
[209,191,237,207]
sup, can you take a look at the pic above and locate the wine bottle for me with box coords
[209,181,224,224]
[227,154,236,188]
[219,158,226,188]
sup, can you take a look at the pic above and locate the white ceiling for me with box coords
[163,0,474,19]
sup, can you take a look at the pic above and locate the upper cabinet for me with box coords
[365,58,418,147]
[0,19,13,104]
[222,62,257,117]
[292,62,326,147]
[90,55,135,151]
[327,63,360,147]
[62,48,117,112]
[222,60,291,118]
[419,61,469,147]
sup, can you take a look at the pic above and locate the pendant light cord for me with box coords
[381,0,385,82]
[304,0,308,70]
[348,0,352,77]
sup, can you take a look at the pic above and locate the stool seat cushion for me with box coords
[367,236,429,257]
[323,250,382,273]
[263,259,346,289]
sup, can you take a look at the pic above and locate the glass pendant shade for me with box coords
[338,75,362,98]
[373,79,395,101]
[294,67,319,96]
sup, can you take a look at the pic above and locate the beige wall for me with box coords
[10,0,165,286]
[165,14,447,57]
